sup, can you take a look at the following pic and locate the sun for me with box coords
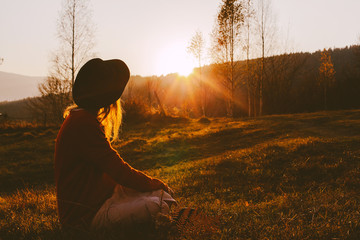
[155,42,195,76]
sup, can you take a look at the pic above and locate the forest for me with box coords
[1,45,359,126]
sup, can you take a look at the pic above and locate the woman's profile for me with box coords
[54,58,174,232]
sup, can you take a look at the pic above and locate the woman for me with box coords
[54,58,174,231]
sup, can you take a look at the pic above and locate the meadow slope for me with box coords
[0,110,360,239]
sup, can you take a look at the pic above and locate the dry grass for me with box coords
[1,110,360,239]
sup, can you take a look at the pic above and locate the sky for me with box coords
[0,0,359,77]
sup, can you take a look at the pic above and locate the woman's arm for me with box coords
[78,118,169,193]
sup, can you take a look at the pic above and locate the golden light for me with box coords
[155,41,195,76]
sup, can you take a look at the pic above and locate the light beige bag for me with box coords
[91,185,176,229]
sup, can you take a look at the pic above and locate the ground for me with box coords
[0,110,360,239]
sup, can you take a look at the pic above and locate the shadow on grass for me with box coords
[0,128,57,193]
[173,136,360,238]
[121,126,279,170]
[181,136,360,196]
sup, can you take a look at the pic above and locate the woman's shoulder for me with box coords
[62,108,100,132]
[70,108,97,122]
[57,108,105,144]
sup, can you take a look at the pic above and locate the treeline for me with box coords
[1,45,359,124]
[242,45,360,115]
[120,45,360,118]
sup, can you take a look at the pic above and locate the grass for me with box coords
[0,110,360,239]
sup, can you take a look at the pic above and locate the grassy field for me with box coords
[0,110,360,239]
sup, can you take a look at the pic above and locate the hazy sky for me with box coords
[0,0,359,77]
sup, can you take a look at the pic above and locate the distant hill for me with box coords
[0,71,45,101]
[0,98,34,120]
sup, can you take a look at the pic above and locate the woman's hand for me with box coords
[152,178,174,196]
[165,186,175,196]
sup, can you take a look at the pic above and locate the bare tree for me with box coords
[144,76,163,112]
[57,0,95,86]
[28,76,72,125]
[212,0,244,117]
[145,77,154,108]
[125,78,135,101]
[187,30,207,116]
[243,0,254,117]
[29,0,95,125]
[254,0,276,116]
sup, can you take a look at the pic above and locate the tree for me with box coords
[145,76,154,108]
[27,76,72,125]
[357,35,360,64]
[29,0,95,125]
[56,0,95,87]
[125,78,135,101]
[212,0,244,117]
[144,76,163,113]
[264,53,308,114]
[254,0,276,116]
[187,31,207,116]
[243,0,254,117]
[318,49,336,110]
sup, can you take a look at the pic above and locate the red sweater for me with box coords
[54,109,165,229]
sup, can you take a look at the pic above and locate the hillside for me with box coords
[200,45,360,115]
[0,110,359,239]
[0,71,44,102]
[0,98,34,120]
[1,45,360,123]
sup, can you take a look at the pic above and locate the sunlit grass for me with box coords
[1,110,360,239]
[0,187,62,239]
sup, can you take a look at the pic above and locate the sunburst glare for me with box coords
[155,42,195,76]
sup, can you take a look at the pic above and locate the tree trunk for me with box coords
[259,0,265,116]
[154,90,166,116]
[230,14,235,117]
[71,0,76,87]
[247,84,251,117]
[246,0,251,118]
[260,40,264,116]
[324,86,327,110]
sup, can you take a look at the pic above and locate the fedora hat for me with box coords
[73,58,130,109]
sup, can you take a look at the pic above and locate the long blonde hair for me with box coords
[64,99,123,142]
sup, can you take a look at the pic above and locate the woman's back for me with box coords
[55,109,116,228]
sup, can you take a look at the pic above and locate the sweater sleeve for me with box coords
[76,117,166,192]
